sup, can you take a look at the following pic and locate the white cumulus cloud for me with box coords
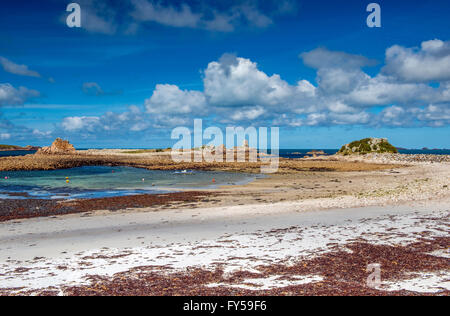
[383,39,450,82]
[145,84,207,115]
[204,54,299,108]
[0,133,11,140]
[61,116,101,132]
[0,83,40,106]
[57,39,450,136]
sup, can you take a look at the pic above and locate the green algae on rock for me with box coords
[338,138,398,155]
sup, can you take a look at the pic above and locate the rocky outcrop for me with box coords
[338,138,398,155]
[307,150,327,157]
[36,138,76,155]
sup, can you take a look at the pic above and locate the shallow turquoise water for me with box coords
[0,166,258,199]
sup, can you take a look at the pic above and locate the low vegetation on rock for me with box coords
[0,145,40,151]
[338,138,398,155]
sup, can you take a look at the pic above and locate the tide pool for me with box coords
[0,166,258,199]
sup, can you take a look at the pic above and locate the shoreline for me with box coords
[0,153,449,222]
[0,191,216,222]
[0,151,411,173]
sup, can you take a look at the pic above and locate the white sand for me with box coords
[382,272,450,293]
[207,275,324,291]
[0,197,449,294]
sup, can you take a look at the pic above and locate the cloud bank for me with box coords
[70,0,297,34]
[50,39,450,136]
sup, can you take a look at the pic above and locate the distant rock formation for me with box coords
[23,145,41,151]
[36,138,76,155]
[0,144,41,151]
[307,150,326,157]
[338,138,398,155]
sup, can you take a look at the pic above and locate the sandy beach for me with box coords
[0,153,449,296]
[0,197,448,295]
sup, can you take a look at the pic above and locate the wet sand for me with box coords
[1,156,447,221]
[0,192,215,222]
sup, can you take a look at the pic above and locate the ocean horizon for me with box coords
[2,148,450,158]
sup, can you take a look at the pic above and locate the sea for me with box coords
[0,150,37,157]
[2,149,450,159]
[277,149,450,159]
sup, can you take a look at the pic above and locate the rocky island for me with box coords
[36,138,76,155]
[338,138,398,155]
[0,144,40,152]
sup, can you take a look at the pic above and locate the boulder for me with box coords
[36,138,76,155]
[338,138,398,155]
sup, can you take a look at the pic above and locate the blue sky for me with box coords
[0,0,449,149]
